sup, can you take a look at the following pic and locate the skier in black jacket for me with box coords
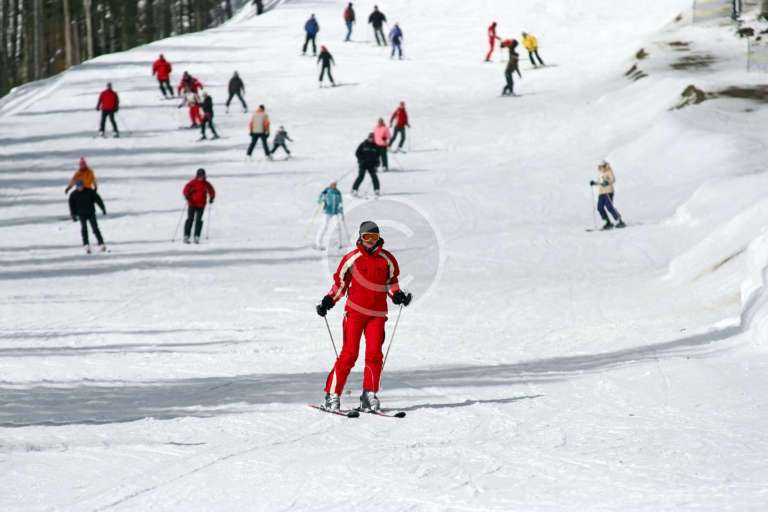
[368,5,387,46]
[68,180,107,253]
[200,92,220,140]
[226,71,247,113]
[352,133,381,197]
[318,46,336,87]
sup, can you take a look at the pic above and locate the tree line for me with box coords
[0,0,241,97]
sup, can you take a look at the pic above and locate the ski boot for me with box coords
[114,132,120,138]
[99,244,107,252]
[85,244,92,254]
[616,220,627,229]
[322,393,341,412]
[183,236,191,244]
[359,390,381,412]
[601,220,614,231]
[193,236,200,244]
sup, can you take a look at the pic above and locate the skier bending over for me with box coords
[152,54,174,98]
[352,133,381,197]
[69,180,107,254]
[271,126,293,157]
[316,220,413,412]
[199,92,219,140]
[182,168,216,244]
[318,46,336,87]
[389,101,409,152]
[247,105,272,159]
[65,157,97,194]
[303,14,320,56]
[344,2,356,42]
[226,71,248,113]
[485,22,500,62]
[521,32,545,67]
[590,161,626,230]
[500,39,522,96]
[314,182,345,250]
[389,23,404,59]
[96,82,120,138]
[369,5,387,46]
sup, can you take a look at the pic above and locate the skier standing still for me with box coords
[501,39,522,96]
[344,3,356,42]
[303,14,320,56]
[226,71,248,113]
[316,220,413,412]
[369,5,387,46]
[318,46,336,87]
[485,22,500,62]
[352,133,381,197]
[374,118,390,171]
[182,168,216,244]
[65,157,97,194]
[389,23,404,59]
[314,182,345,250]
[590,161,626,230]
[247,105,272,159]
[152,54,174,98]
[96,83,120,138]
[389,101,409,152]
[69,180,107,254]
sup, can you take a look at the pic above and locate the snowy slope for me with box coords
[2,0,768,510]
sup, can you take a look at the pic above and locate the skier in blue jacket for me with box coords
[315,182,346,250]
[389,23,404,59]
[303,14,320,56]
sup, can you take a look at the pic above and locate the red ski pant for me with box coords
[189,104,202,125]
[486,37,496,61]
[325,312,386,394]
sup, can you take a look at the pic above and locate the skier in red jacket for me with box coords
[485,21,500,62]
[152,54,174,98]
[177,72,204,127]
[316,220,413,412]
[96,82,119,138]
[389,101,410,152]
[182,168,216,244]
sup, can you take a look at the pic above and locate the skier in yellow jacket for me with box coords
[521,32,545,68]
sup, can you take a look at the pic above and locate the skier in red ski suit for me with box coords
[316,220,413,412]
[486,22,500,62]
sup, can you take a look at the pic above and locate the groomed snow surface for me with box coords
[2,0,768,510]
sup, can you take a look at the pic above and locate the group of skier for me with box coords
[486,22,547,97]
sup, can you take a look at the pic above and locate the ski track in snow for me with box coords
[2,0,768,510]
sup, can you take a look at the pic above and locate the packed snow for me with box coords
[2,0,768,510]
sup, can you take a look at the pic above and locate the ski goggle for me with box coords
[360,232,380,243]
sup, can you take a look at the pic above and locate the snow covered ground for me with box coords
[2,0,768,510]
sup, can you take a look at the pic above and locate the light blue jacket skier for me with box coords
[315,182,346,249]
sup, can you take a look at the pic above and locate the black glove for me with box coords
[589,180,596,186]
[316,295,334,317]
[392,290,412,306]
[71,216,78,222]
[209,198,215,204]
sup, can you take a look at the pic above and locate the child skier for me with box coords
[590,161,626,230]
[271,126,293,157]
[314,182,345,250]
[315,220,413,412]
[69,180,107,253]
[318,46,336,87]
[389,101,409,152]
[182,168,216,244]
[352,133,382,197]
[521,32,545,67]
[65,157,97,194]
[500,39,522,96]
[152,54,174,98]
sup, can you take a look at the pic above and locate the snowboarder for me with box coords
[389,101,409,152]
[226,71,248,113]
[271,126,293,157]
[182,168,216,244]
[69,180,107,254]
[344,3,356,42]
[247,105,272,159]
[389,23,404,59]
[373,118,390,171]
[590,161,626,230]
[521,32,545,67]
[152,54,174,98]
[96,82,119,138]
[303,14,320,56]
[314,182,345,250]
[318,46,336,87]
[316,220,413,412]
[65,157,97,194]
[486,22,501,62]
[369,5,387,46]
[199,92,220,140]
[500,39,522,96]
[352,133,381,197]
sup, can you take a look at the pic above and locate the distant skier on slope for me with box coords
[521,32,545,68]
[177,71,203,97]
[374,118,390,171]
[303,14,320,56]
[199,92,220,140]
[65,157,97,194]
[152,54,174,98]
[96,82,120,138]
[246,105,272,159]
[177,72,204,127]
[316,220,412,412]
[344,3,356,42]
[318,46,336,87]
[389,23,404,59]
[314,182,345,250]
[590,161,626,230]
[389,101,409,152]
[485,22,501,62]
[69,180,107,254]
[369,5,387,46]
[182,168,216,244]
[352,133,382,197]
[271,126,293,157]
[226,71,248,113]
[500,39,522,96]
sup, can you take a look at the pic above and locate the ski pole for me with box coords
[391,152,405,172]
[172,204,186,242]
[116,112,133,137]
[205,204,213,240]
[304,202,323,240]
[323,315,339,358]
[382,304,404,371]
[590,186,598,231]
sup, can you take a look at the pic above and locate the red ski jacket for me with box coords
[178,77,202,95]
[183,178,216,208]
[390,107,409,129]
[153,58,172,81]
[328,240,401,316]
[97,89,119,112]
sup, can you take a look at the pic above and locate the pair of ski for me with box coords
[308,404,406,419]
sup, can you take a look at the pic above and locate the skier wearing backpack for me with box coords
[522,32,545,67]
[389,101,409,152]
[590,161,626,230]
[199,92,220,140]
[352,133,382,197]
[369,5,387,46]
[373,118,390,171]
[68,180,107,254]
[318,46,336,87]
[485,22,501,62]
[303,14,320,56]
[316,220,413,412]
[389,23,404,59]
[247,105,272,159]
[226,71,248,113]
[344,3,356,42]
[96,82,120,138]
[271,126,293,157]
[182,168,216,244]
[152,54,174,98]
[314,182,345,250]
[501,39,522,96]
[65,157,97,194]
